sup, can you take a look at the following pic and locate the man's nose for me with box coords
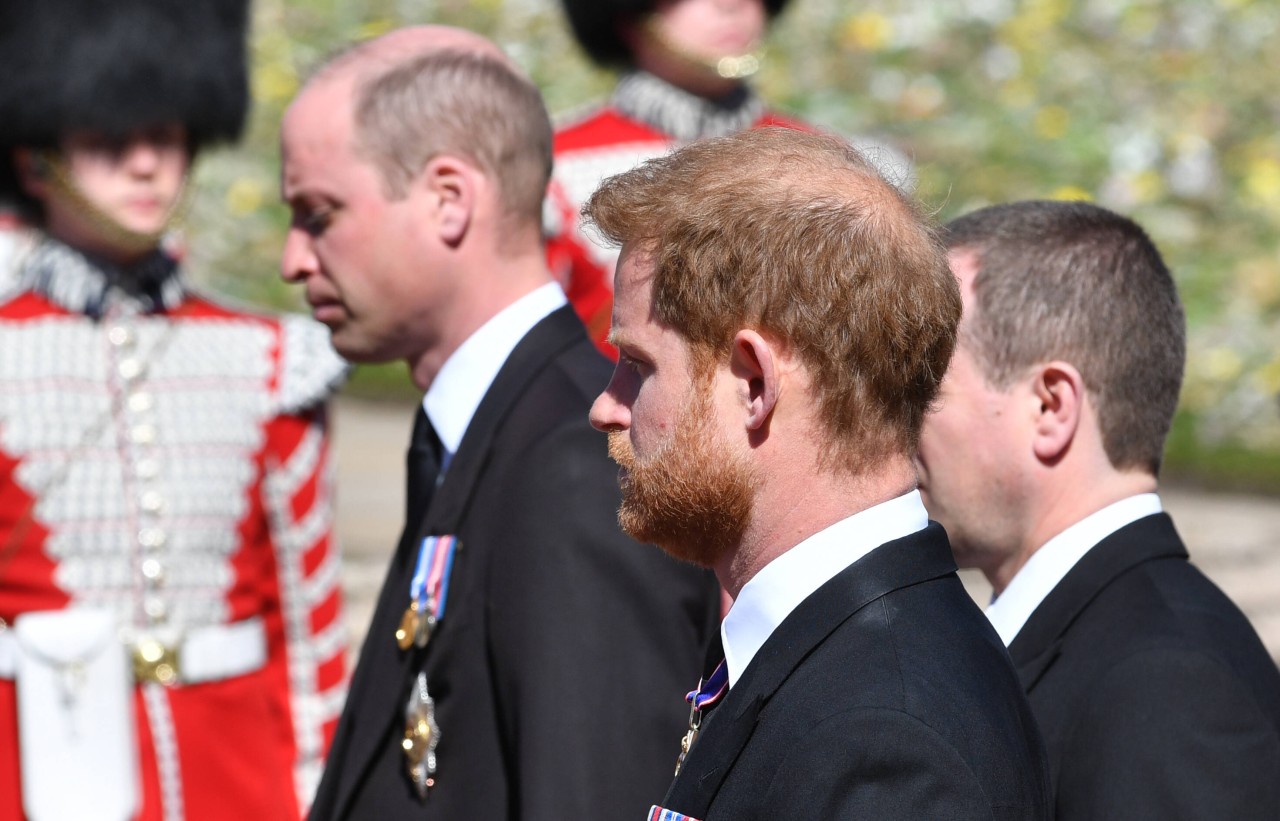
[281,228,317,283]
[590,370,632,433]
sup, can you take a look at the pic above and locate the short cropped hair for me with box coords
[945,200,1186,474]
[350,49,552,229]
[584,127,960,471]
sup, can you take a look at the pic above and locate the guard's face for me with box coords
[280,77,443,365]
[590,245,754,566]
[33,124,189,259]
[651,0,767,60]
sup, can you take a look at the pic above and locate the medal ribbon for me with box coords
[410,535,459,621]
[685,659,729,712]
[648,807,703,821]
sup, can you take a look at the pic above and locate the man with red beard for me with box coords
[586,127,1050,820]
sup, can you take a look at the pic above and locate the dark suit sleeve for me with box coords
[757,708,996,820]
[1056,647,1280,820]
[485,420,719,820]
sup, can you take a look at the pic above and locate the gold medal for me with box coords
[402,672,440,800]
[396,602,420,651]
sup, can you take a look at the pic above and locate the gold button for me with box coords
[144,597,167,620]
[130,424,156,445]
[117,359,142,381]
[132,639,180,686]
[137,638,166,663]
[141,558,164,582]
[107,325,135,347]
[138,527,166,549]
[154,663,177,686]
[128,392,154,413]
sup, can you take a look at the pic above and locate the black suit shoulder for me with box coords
[1015,514,1280,819]
[688,529,1050,820]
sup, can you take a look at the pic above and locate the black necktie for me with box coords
[405,407,443,526]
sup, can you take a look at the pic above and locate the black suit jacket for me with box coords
[661,524,1051,820]
[310,307,721,821]
[1009,512,1280,819]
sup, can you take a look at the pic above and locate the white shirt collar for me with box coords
[423,282,567,466]
[720,490,930,687]
[985,493,1163,646]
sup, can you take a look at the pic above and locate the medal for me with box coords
[393,536,459,796]
[675,660,728,776]
[396,535,459,652]
[414,607,436,649]
[396,602,420,651]
[402,672,440,801]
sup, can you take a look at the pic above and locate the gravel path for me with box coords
[331,398,1280,661]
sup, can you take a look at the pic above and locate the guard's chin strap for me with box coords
[39,149,191,257]
[641,16,766,81]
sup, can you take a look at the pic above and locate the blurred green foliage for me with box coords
[183,0,1280,490]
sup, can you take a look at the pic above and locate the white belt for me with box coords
[0,616,267,686]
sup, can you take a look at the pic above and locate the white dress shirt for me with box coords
[422,282,567,471]
[720,490,930,687]
[986,493,1163,646]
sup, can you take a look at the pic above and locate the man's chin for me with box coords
[618,503,733,570]
[327,335,394,366]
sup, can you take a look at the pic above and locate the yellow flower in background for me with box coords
[1132,169,1165,204]
[226,178,266,218]
[1245,157,1280,210]
[255,62,298,105]
[1255,356,1280,395]
[1051,186,1093,202]
[1000,0,1069,52]
[1202,346,1244,382]
[357,18,397,40]
[251,24,298,105]
[999,79,1036,109]
[1034,105,1070,140]
[843,13,893,52]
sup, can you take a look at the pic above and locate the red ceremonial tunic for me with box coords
[546,71,809,358]
[0,237,349,821]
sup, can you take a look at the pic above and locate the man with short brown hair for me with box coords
[587,128,1049,819]
[919,199,1280,817]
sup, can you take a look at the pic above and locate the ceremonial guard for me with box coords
[0,2,348,819]
[547,0,805,354]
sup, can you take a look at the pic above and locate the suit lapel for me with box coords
[663,524,958,817]
[323,491,434,816]
[416,306,586,536]
[328,306,588,818]
[1009,513,1188,690]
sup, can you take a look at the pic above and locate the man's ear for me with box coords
[729,329,781,433]
[12,148,51,200]
[420,155,474,247]
[1030,361,1085,463]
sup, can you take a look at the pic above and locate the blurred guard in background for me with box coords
[0,2,348,819]
[546,0,808,356]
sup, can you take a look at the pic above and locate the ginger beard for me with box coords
[606,378,756,568]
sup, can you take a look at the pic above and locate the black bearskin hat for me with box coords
[561,0,791,68]
[0,0,250,207]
